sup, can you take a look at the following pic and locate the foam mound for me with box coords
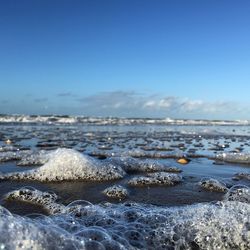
[110,157,182,173]
[103,185,129,199]
[0,150,31,162]
[0,206,86,249]
[224,185,250,204]
[128,172,182,186]
[199,178,228,192]
[216,152,250,164]
[0,148,126,182]
[17,151,49,166]
[126,149,185,159]
[233,172,250,181]
[5,187,64,214]
[0,198,249,249]
[0,145,20,152]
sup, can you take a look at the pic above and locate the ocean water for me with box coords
[0,115,249,249]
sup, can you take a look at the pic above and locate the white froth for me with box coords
[0,196,249,249]
[5,187,64,214]
[17,150,49,166]
[103,185,129,199]
[128,172,182,186]
[216,152,250,164]
[125,149,186,160]
[224,185,250,204]
[233,172,250,181]
[0,145,19,152]
[110,157,182,173]
[199,178,228,192]
[1,114,250,126]
[0,148,126,182]
[0,150,31,163]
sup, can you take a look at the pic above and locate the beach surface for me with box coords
[0,116,249,249]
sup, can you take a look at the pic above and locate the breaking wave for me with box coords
[1,114,250,126]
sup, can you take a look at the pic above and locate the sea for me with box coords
[0,115,249,249]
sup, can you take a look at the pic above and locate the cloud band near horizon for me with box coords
[0,90,247,119]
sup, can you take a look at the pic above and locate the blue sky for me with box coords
[0,0,250,119]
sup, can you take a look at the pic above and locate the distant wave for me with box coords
[0,114,249,125]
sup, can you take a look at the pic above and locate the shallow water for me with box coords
[0,117,249,249]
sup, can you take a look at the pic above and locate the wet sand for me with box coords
[0,123,249,215]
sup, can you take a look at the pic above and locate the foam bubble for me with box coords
[110,157,182,173]
[0,145,19,152]
[0,209,85,249]
[224,185,250,203]
[128,172,182,186]
[0,148,126,182]
[0,150,31,163]
[126,150,185,160]
[5,187,64,214]
[17,150,49,166]
[0,199,249,249]
[199,178,228,192]
[233,173,250,181]
[103,185,128,199]
[216,152,250,164]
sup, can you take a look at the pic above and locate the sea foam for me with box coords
[103,185,129,199]
[0,114,249,126]
[1,185,250,249]
[5,187,64,214]
[224,185,250,204]
[128,172,182,186]
[109,157,182,173]
[0,148,126,182]
[216,152,250,164]
[199,178,228,192]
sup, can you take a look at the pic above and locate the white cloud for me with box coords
[76,91,245,119]
[143,100,156,108]
[1,90,247,119]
